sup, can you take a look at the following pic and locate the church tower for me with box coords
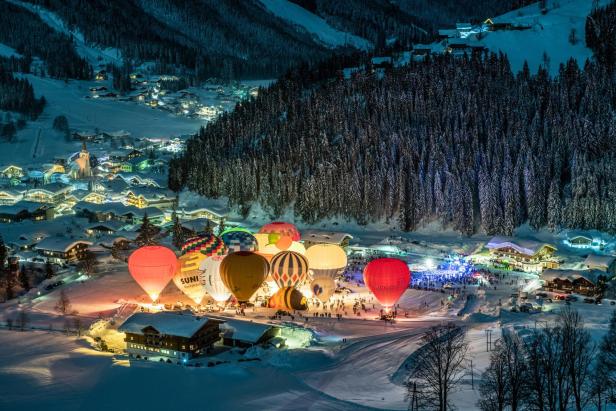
[75,142,92,178]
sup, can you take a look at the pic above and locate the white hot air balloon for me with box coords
[200,255,231,302]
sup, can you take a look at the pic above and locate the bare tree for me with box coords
[407,324,468,410]
[478,341,508,411]
[55,289,72,315]
[502,332,526,411]
[77,250,98,276]
[72,317,82,337]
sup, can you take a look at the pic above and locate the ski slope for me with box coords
[477,0,611,75]
[7,0,122,67]
[259,0,372,50]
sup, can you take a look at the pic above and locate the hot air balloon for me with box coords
[221,231,258,253]
[220,251,269,303]
[310,277,336,303]
[128,246,177,301]
[180,234,226,257]
[270,251,309,289]
[306,244,347,279]
[172,262,207,305]
[200,255,231,302]
[363,258,411,309]
[258,222,301,242]
[268,287,308,310]
[255,234,306,261]
[219,226,252,237]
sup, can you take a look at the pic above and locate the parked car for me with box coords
[545,298,553,303]
[519,303,534,313]
[535,292,548,298]
[44,280,63,291]
[565,295,578,302]
[583,298,595,304]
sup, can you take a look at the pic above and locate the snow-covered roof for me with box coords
[220,319,277,343]
[301,230,353,244]
[0,201,50,214]
[486,236,556,255]
[584,254,615,269]
[542,269,603,285]
[34,237,92,253]
[119,312,216,338]
[180,218,216,232]
[28,182,72,195]
[86,221,125,232]
[74,202,164,218]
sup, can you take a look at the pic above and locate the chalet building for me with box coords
[85,221,125,236]
[0,201,54,223]
[220,320,281,349]
[178,207,227,224]
[66,190,106,205]
[542,269,605,296]
[119,312,223,361]
[124,188,176,209]
[24,183,72,204]
[584,254,616,275]
[564,234,606,250]
[0,165,24,179]
[0,189,23,205]
[486,237,559,273]
[301,230,353,249]
[34,238,92,264]
[75,202,165,225]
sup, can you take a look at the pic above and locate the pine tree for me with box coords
[135,212,160,247]
[171,210,185,249]
[44,260,54,280]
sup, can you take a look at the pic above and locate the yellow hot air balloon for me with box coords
[268,287,308,310]
[220,251,269,303]
[305,244,347,279]
[173,260,207,305]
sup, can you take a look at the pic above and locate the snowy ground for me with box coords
[476,0,612,75]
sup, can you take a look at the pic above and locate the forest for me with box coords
[0,0,91,80]
[172,49,616,235]
[0,66,45,119]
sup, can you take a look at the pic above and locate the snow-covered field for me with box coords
[259,0,371,50]
[477,0,612,74]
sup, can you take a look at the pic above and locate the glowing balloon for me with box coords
[258,221,300,242]
[363,258,411,308]
[220,251,269,303]
[128,246,177,301]
[306,244,347,279]
[173,261,206,305]
[275,235,293,250]
[221,231,258,253]
[268,287,308,310]
[180,234,225,257]
[219,226,252,237]
[311,277,336,303]
[270,251,309,289]
[200,255,231,302]
[256,235,306,262]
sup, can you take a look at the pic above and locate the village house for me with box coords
[1,165,24,179]
[0,189,23,205]
[23,182,73,204]
[301,230,353,249]
[74,202,165,225]
[584,254,616,276]
[34,237,92,264]
[85,220,125,236]
[178,207,227,225]
[124,187,176,209]
[564,233,606,250]
[66,190,106,205]
[486,236,559,273]
[0,201,54,223]
[119,312,223,361]
[542,269,606,296]
[220,319,281,349]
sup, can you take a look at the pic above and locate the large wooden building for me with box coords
[542,269,605,296]
[34,238,92,264]
[119,312,223,361]
[486,237,559,273]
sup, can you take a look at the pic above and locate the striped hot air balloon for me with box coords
[220,251,269,303]
[270,251,309,289]
[268,287,308,310]
[221,231,258,253]
[180,234,226,258]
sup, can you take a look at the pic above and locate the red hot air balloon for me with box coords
[128,246,178,302]
[363,258,410,309]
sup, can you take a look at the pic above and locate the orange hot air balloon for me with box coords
[128,246,177,301]
[268,287,308,310]
[220,251,269,303]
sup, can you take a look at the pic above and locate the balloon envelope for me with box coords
[200,255,231,302]
[306,244,347,279]
[258,221,301,242]
[220,252,269,303]
[221,231,258,253]
[310,277,336,303]
[270,251,309,289]
[180,234,225,257]
[219,226,252,237]
[128,246,177,301]
[257,238,306,261]
[363,258,410,308]
[268,287,308,310]
[173,261,206,305]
